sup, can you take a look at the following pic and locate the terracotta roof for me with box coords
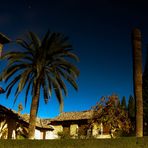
[20,114,53,129]
[50,110,94,122]
[0,105,95,127]
[0,104,53,130]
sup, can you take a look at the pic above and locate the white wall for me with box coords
[46,131,58,139]
[35,129,42,139]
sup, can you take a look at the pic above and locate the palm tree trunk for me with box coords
[28,82,40,139]
[132,28,143,137]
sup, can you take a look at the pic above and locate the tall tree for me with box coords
[128,95,136,120]
[142,47,148,135]
[132,28,143,137]
[128,95,136,132]
[121,96,127,109]
[0,31,79,139]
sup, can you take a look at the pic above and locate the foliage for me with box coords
[0,31,79,138]
[77,125,89,139]
[0,31,79,112]
[16,135,26,139]
[16,124,28,139]
[91,95,132,137]
[78,125,88,136]
[127,95,136,136]
[121,96,127,110]
[128,95,135,119]
[57,131,71,139]
[18,103,23,114]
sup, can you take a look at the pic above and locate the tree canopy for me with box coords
[91,95,132,136]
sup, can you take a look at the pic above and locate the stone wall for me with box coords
[70,124,78,137]
[53,125,63,134]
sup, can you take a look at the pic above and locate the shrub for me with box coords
[57,131,71,139]
[90,95,132,137]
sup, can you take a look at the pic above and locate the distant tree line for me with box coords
[119,93,148,136]
[120,95,136,135]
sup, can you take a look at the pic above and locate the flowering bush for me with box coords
[90,95,132,137]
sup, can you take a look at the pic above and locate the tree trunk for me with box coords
[28,82,40,139]
[132,28,143,137]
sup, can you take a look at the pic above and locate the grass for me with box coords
[0,137,148,148]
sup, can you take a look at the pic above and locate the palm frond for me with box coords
[41,30,50,47]
[55,88,64,113]
[56,68,78,91]
[2,64,29,82]
[25,76,34,107]
[62,51,80,62]
[18,69,32,93]
[5,75,21,98]
[55,72,68,96]
[1,30,79,117]
[28,32,41,49]
[47,73,64,112]
[16,39,32,51]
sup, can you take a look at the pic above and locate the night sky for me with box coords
[0,0,148,118]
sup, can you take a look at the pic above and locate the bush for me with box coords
[57,131,71,139]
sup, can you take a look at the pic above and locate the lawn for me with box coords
[0,137,148,148]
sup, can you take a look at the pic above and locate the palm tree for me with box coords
[0,31,79,139]
[132,28,143,137]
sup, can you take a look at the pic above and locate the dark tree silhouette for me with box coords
[128,95,136,134]
[121,96,127,109]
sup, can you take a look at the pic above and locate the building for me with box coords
[49,110,94,138]
[49,111,111,139]
[0,104,54,139]
[0,104,111,139]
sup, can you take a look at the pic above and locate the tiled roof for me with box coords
[0,104,53,130]
[50,110,94,122]
[0,104,95,127]
[20,114,52,129]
